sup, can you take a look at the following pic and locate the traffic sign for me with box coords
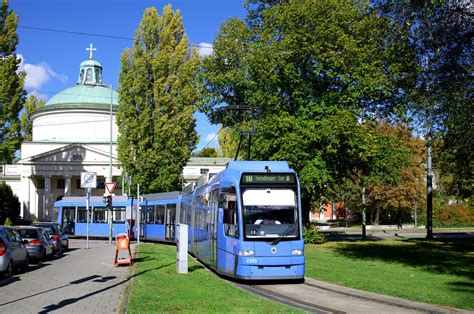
[81,172,97,188]
[105,182,117,195]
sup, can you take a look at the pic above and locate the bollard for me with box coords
[176,224,188,274]
[114,233,133,267]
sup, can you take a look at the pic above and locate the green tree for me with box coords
[0,0,25,163]
[20,95,45,141]
[194,147,218,157]
[361,122,424,224]
[376,0,473,199]
[0,180,20,224]
[117,5,199,193]
[200,0,413,217]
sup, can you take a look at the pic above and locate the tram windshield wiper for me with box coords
[271,224,296,246]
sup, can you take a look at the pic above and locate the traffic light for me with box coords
[103,195,112,207]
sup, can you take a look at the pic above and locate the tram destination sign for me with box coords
[241,173,296,185]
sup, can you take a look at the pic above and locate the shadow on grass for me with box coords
[188,265,204,272]
[332,238,474,280]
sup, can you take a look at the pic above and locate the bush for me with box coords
[0,181,20,225]
[3,217,12,226]
[303,224,326,244]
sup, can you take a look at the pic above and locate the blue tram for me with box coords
[179,160,305,280]
[54,195,134,237]
[55,160,305,280]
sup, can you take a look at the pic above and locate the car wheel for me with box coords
[3,261,13,279]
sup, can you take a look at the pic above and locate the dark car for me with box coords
[31,222,68,255]
[14,226,54,262]
[0,226,29,278]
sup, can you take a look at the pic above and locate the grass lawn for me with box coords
[305,238,474,310]
[126,243,301,313]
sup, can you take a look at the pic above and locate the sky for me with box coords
[10,0,247,152]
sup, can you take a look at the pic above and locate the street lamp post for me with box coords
[108,84,113,245]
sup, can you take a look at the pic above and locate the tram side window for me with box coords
[155,205,165,224]
[77,207,87,223]
[113,207,125,223]
[221,186,238,238]
[94,209,106,223]
[145,206,154,224]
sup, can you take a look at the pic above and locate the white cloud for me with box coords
[205,132,218,142]
[17,54,68,97]
[197,42,213,57]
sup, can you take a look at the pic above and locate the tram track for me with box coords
[234,278,466,314]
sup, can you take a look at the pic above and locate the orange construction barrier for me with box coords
[114,233,133,267]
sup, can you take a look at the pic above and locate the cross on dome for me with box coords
[86,43,96,60]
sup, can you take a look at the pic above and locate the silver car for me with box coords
[14,226,54,262]
[0,226,29,279]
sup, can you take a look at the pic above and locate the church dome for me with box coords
[45,56,118,110]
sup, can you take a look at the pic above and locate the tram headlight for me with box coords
[238,250,255,256]
[292,249,303,255]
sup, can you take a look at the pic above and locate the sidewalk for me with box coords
[0,239,135,314]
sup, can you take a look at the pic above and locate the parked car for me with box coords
[31,222,68,255]
[0,226,29,278]
[14,226,54,262]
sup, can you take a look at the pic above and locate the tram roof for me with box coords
[54,195,131,206]
[142,191,181,201]
[226,160,291,172]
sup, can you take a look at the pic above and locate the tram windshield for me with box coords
[242,188,298,240]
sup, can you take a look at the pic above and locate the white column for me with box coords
[65,175,72,196]
[44,176,51,221]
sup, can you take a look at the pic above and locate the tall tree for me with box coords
[375,0,473,199]
[200,0,414,217]
[20,95,45,141]
[117,5,199,193]
[0,0,25,163]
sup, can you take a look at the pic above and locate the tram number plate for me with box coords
[246,258,258,264]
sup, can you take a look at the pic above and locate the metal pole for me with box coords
[362,186,366,240]
[109,84,113,245]
[426,120,433,239]
[86,187,90,249]
[137,184,140,244]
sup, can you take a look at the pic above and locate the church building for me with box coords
[16,52,121,222]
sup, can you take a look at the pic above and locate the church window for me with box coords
[200,168,209,174]
[57,179,65,189]
[95,69,101,84]
[85,68,92,83]
[80,69,84,83]
[38,178,44,189]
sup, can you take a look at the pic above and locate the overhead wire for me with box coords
[18,25,213,49]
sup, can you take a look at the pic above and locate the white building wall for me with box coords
[32,109,118,143]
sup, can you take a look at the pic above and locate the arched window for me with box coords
[95,69,101,84]
[80,69,84,83]
[85,68,92,83]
